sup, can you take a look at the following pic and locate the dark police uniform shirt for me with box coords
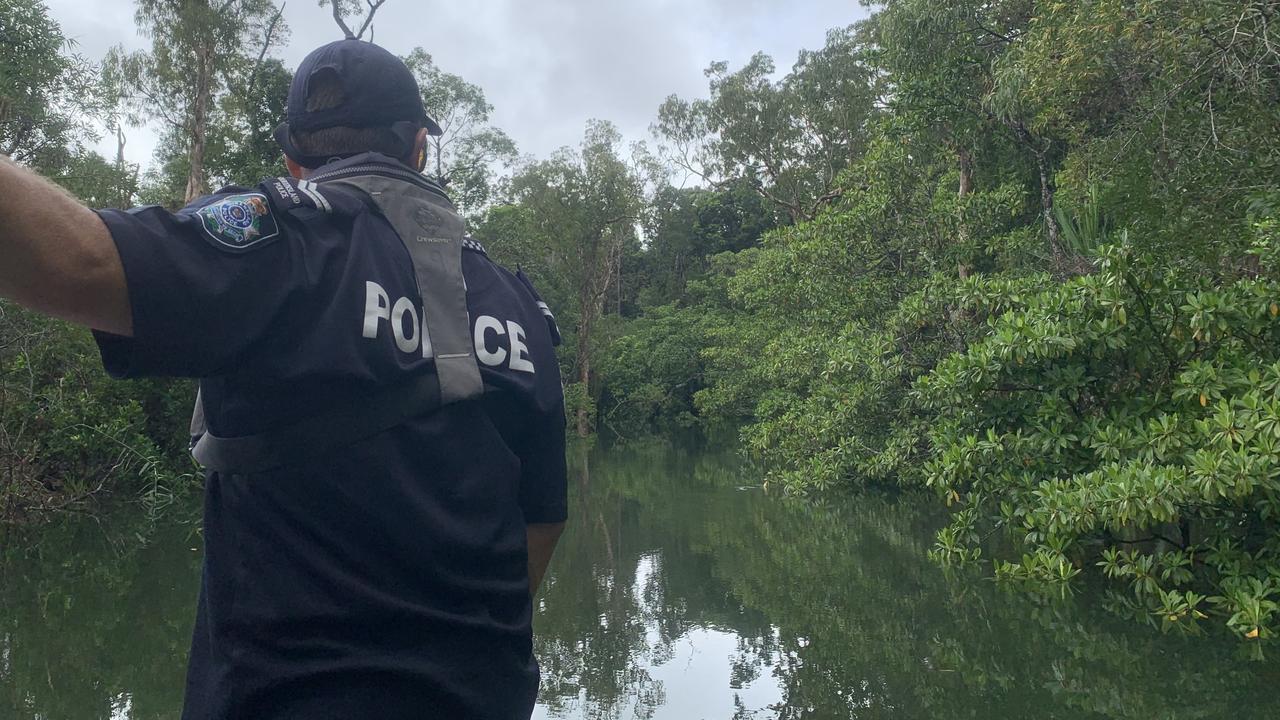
[92,155,567,720]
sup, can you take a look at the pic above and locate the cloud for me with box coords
[42,0,869,170]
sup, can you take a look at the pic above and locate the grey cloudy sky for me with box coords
[44,0,869,170]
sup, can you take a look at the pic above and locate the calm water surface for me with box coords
[2,444,1277,718]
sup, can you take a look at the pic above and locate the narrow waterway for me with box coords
[2,443,1277,718]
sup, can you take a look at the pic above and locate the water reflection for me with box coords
[0,503,202,720]
[1,444,1277,719]
[534,443,1278,719]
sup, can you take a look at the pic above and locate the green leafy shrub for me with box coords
[596,304,715,439]
[918,237,1280,646]
[562,382,597,435]
[693,135,1030,493]
[0,303,195,518]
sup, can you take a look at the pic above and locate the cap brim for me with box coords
[424,114,443,136]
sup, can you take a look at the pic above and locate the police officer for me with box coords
[0,39,566,719]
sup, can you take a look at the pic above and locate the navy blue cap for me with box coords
[275,40,442,166]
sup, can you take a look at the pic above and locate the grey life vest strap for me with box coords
[328,175,484,404]
[191,373,443,475]
[189,386,207,442]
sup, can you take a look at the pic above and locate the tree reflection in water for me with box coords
[532,442,1278,720]
[0,444,1276,719]
[1,502,202,720]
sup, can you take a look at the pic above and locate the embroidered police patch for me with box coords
[197,193,280,251]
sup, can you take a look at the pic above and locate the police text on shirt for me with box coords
[362,280,535,373]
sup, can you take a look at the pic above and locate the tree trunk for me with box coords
[184,41,213,203]
[115,126,129,208]
[1035,148,1065,267]
[957,146,974,199]
[957,146,974,280]
[575,266,598,438]
[575,313,592,438]
[572,232,624,438]
[1003,119,1066,270]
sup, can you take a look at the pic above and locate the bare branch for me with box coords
[331,0,355,39]
[246,3,286,102]
[355,0,387,40]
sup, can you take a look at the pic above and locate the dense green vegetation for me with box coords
[4,0,1280,647]
[486,0,1280,647]
[0,0,193,518]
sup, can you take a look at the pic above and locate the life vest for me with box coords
[189,164,483,475]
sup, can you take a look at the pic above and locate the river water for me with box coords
[1,443,1277,718]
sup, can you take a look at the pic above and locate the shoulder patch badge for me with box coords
[197,193,280,251]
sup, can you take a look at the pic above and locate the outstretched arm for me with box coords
[0,155,132,336]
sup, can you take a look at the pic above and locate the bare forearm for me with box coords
[0,155,132,335]
[527,521,564,596]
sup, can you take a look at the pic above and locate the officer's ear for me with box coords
[285,155,306,180]
[411,128,430,173]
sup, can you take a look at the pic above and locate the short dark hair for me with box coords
[290,72,420,165]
